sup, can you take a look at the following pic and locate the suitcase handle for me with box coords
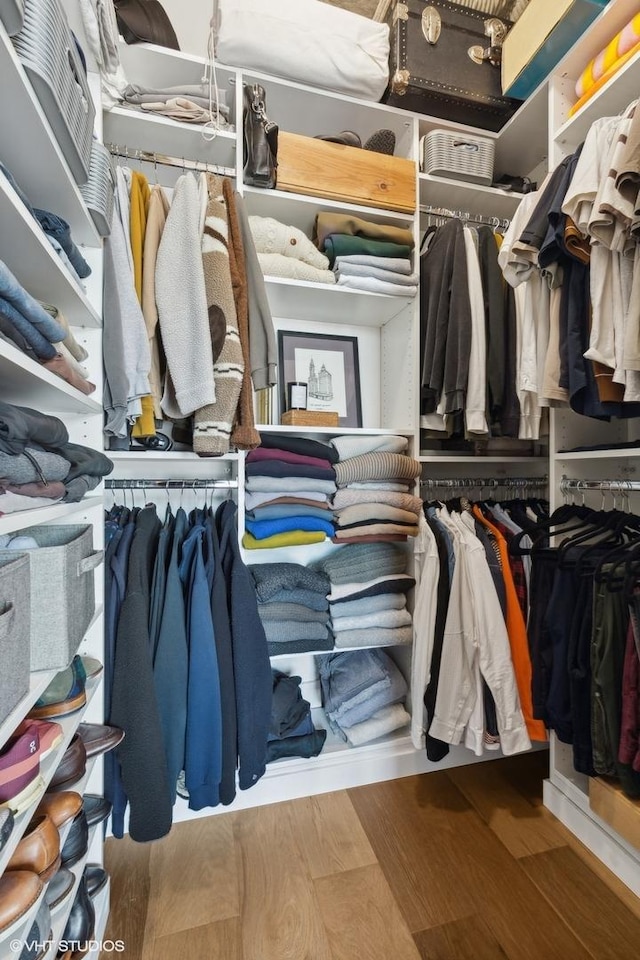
[77,550,104,577]
[452,140,480,153]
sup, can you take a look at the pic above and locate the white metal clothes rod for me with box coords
[106,144,235,178]
[105,479,236,489]
[421,476,548,490]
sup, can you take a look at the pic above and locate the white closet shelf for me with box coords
[554,47,640,150]
[117,39,235,91]
[0,182,102,329]
[104,107,237,172]
[418,174,524,219]
[0,342,101,414]
[0,26,100,247]
[555,448,640,460]
[107,450,240,461]
[0,674,102,876]
[243,186,415,236]
[0,497,103,537]
[269,641,412,661]
[419,454,548,463]
[257,425,414,437]
[263,276,413,327]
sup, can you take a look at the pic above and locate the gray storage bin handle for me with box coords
[77,549,104,577]
[0,602,15,639]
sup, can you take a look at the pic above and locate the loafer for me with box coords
[60,875,94,950]
[315,130,361,148]
[13,719,63,760]
[19,898,51,960]
[0,807,14,851]
[45,867,75,913]
[60,810,88,868]
[0,871,44,937]
[47,735,86,792]
[7,814,61,881]
[77,723,124,759]
[82,795,111,829]
[35,791,83,829]
[84,864,108,899]
[0,729,43,813]
[29,656,87,720]
[80,657,103,680]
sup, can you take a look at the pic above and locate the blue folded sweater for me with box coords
[245,516,336,540]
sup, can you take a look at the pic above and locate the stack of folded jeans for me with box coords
[250,561,332,655]
[0,261,95,395]
[315,543,415,651]
[318,648,410,746]
[330,436,421,543]
[1,163,91,282]
[0,400,113,508]
[243,434,337,550]
[315,213,417,297]
[267,670,327,762]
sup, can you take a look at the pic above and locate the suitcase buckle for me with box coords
[421,6,441,45]
[393,2,408,24]
[468,18,506,68]
[391,68,410,95]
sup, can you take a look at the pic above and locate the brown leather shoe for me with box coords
[35,791,83,829]
[77,723,124,758]
[47,736,86,793]
[0,871,44,936]
[7,814,61,881]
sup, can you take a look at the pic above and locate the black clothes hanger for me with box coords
[509,503,594,556]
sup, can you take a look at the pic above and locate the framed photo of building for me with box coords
[277,330,363,428]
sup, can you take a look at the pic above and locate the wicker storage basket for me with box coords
[0,525,102,671]
[80,140,115,237]
[11,0,95,184]
[420,129,495,185]
[0,554,30,725]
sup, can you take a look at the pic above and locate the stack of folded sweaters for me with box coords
[319,648,411,746]
[0,400,113,511]
[243,434,337,550]
[250,561,332,656]
[0,261,95,396]
[267,669,327,762]
[315,213,417,297]
[314,542,414,651]
[330,435,421,543]
[249,216,336,284]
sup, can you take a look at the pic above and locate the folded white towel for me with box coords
[337,275,417,297]
[335,255,413,275]
[258,252,336,284]
[336,262,419,285]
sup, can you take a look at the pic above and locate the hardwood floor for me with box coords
[102,752,640,959]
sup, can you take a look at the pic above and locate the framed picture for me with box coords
[277,331,363,428]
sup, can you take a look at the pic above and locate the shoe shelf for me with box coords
[0,497,103,538]
[0,672,58,757]
[0,675,102,878]
[0,341,102,416]
[0,24,100,248]
[0,181,102,331]
[86,880,110,960]
[263,277,413,328]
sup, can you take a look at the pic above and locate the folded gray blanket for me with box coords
[262,620,330,643]
[258,602,329,623]
[250,562,330,601]
[123,83,229,117]
[333,625,412,649]
[331,608,411,633]
[314,542,407,584]
[332,489,423,513]
[335,452,421,487]
[330,593,406,619]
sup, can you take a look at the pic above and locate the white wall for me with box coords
[162,0,213,58]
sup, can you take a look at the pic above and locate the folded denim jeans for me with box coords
[0,297,58,361]
[318,648,391,717]
[0,261,67,343]
[34,209,91,279]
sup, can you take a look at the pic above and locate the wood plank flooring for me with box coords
[102,752,640,960]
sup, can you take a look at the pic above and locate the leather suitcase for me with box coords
[382,0,523,132]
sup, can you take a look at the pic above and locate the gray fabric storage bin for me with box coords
[0,525,102,671]
[0,553,30,726]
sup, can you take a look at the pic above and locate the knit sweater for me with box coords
[259,433,339,463]
[245,516,335,540]
[332,489,423,513]
[257,253,336,284]
[250,215,330,269]
[330,435,408,459]
[314,213,415,249]
[314,542,407,584]
[328,574,416,603]
[156,173,216,418]
[335,504,419,527]
[331,608,412,633]
[193,175,243,456]
[258,602,329,623]
[330,593,406,619]
[249,562,330,600]
[242,530,327,549]
[141,184,170,420]
[262,621,330,643]
[335,452,421,487]
[334,626,413,649]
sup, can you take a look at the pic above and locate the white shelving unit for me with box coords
[0,7,108,951]
[418,174,525,219]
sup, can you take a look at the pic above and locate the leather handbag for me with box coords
[243,83,278,189]
[113,0,179,49]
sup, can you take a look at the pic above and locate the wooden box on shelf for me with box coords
[589,777,640,852]
[281,410,340,427]
[275,132,416,213]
